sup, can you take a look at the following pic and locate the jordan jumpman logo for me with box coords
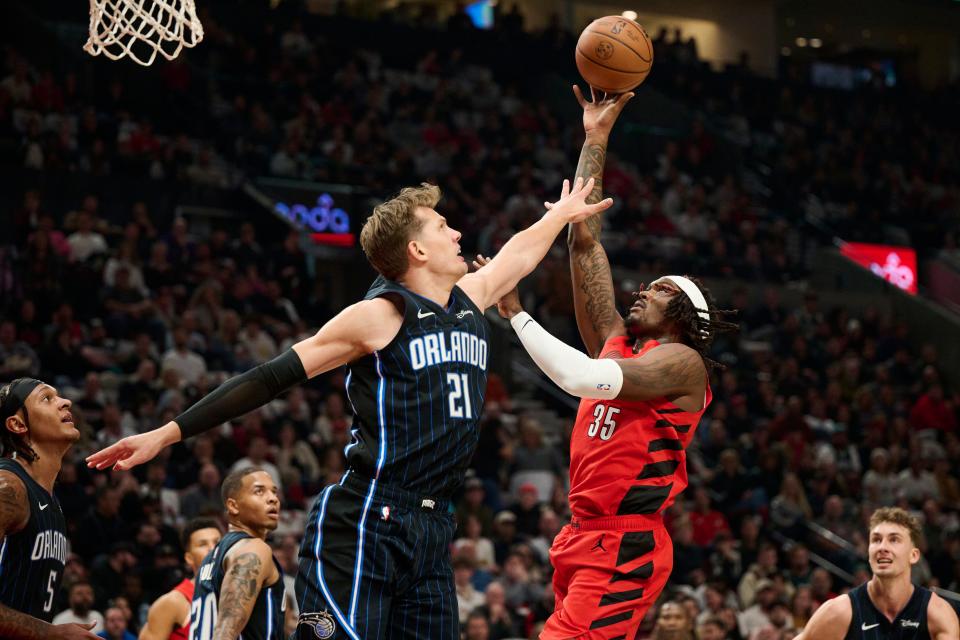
[591,534,607,552]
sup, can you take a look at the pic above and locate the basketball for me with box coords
[575,16,653,94]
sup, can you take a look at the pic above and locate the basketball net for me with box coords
[84,0,204,66]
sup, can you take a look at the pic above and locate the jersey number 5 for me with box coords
[43,571,57,613]
[447,373,473,419]
[587,404,620,441]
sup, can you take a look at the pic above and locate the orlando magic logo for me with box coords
[299,611,336,639]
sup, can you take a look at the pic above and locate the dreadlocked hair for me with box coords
[661,276,739,371]
[0,383,39,462]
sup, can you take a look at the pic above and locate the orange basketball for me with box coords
[575,16,654,94]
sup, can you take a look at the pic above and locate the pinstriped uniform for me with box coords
[0,458,67,622]
[190,531,286,640]
[295,277,489,640]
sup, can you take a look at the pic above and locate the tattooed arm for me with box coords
[212,540,277,640]
[566,87,634,357]
[0,473,97,640]
[615,343,706,405]
[0,472,38,640]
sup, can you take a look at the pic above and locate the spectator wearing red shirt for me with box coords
[689,486,731,547]
[910,384,957,433]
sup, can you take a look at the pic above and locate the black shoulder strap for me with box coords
[847,587,863,636]
[0,458,31,495]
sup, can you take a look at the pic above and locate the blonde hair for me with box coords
[869,507,922,548]
[360,183,441,279]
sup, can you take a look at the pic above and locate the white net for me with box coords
[84,0,204,66]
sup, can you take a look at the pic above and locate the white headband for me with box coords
[653,275,711,337]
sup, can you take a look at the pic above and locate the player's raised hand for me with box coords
[86,422,180,471]
[574,84,634,139]
[544,177,613,223]
[472,254,523,319]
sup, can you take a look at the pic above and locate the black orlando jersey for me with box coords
[0,458,67,622]
[191,531,286,640]
[344,277,490,498]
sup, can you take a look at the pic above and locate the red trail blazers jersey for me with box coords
[568,336,712,519]
[170,578,194,640]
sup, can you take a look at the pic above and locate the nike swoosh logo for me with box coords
[39,503,48,511]
[417,309,435,319]
[862,623,879,630]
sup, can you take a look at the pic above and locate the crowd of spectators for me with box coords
[2,3,960,640]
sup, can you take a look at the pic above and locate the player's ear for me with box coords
[225,496,240,517]
[407,240,427,263]
[4,414,26,435]
[909,546,921,565]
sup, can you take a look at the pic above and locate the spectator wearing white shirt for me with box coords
[52,581,105,633]
[239,317,277,364]
[161,327,207,385]
[455,557,486,623]
[67,211,108,263]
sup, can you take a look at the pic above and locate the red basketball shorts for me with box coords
[540,514,673,640]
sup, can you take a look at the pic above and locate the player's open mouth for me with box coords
[876,558,893,565]
[61,413,74,424]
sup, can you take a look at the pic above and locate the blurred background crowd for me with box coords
[1,2,959,639]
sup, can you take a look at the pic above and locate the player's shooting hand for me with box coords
[85,422,181,471]
[574,84,635,139]
[544,177,613,223]
[50,621,99,639]
[472,254,523,319]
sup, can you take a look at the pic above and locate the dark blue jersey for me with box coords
[846,582,931,639]
[343,277,489,498]
[191,531,285,640]
[0,458,67,622]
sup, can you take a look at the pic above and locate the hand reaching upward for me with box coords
[574,85,635,140]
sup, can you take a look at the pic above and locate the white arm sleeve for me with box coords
[510,311,623,400]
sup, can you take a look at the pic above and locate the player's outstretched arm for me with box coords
[794,596,850,640]
[929,592,960,640]
[567,86,633,357]
[458,176,612,311]
[86,298,402,471]
[139,591,187,640]
[504,304,704,403]
[212,540,276,640]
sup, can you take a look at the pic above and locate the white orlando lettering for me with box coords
[409,331,487,371]
[30,530,69,564]
[198,562,215,581]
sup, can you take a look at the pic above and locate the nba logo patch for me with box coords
[381,505,391,521]
[299,611,336,639]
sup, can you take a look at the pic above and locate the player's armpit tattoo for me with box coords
[213,552,263,640]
